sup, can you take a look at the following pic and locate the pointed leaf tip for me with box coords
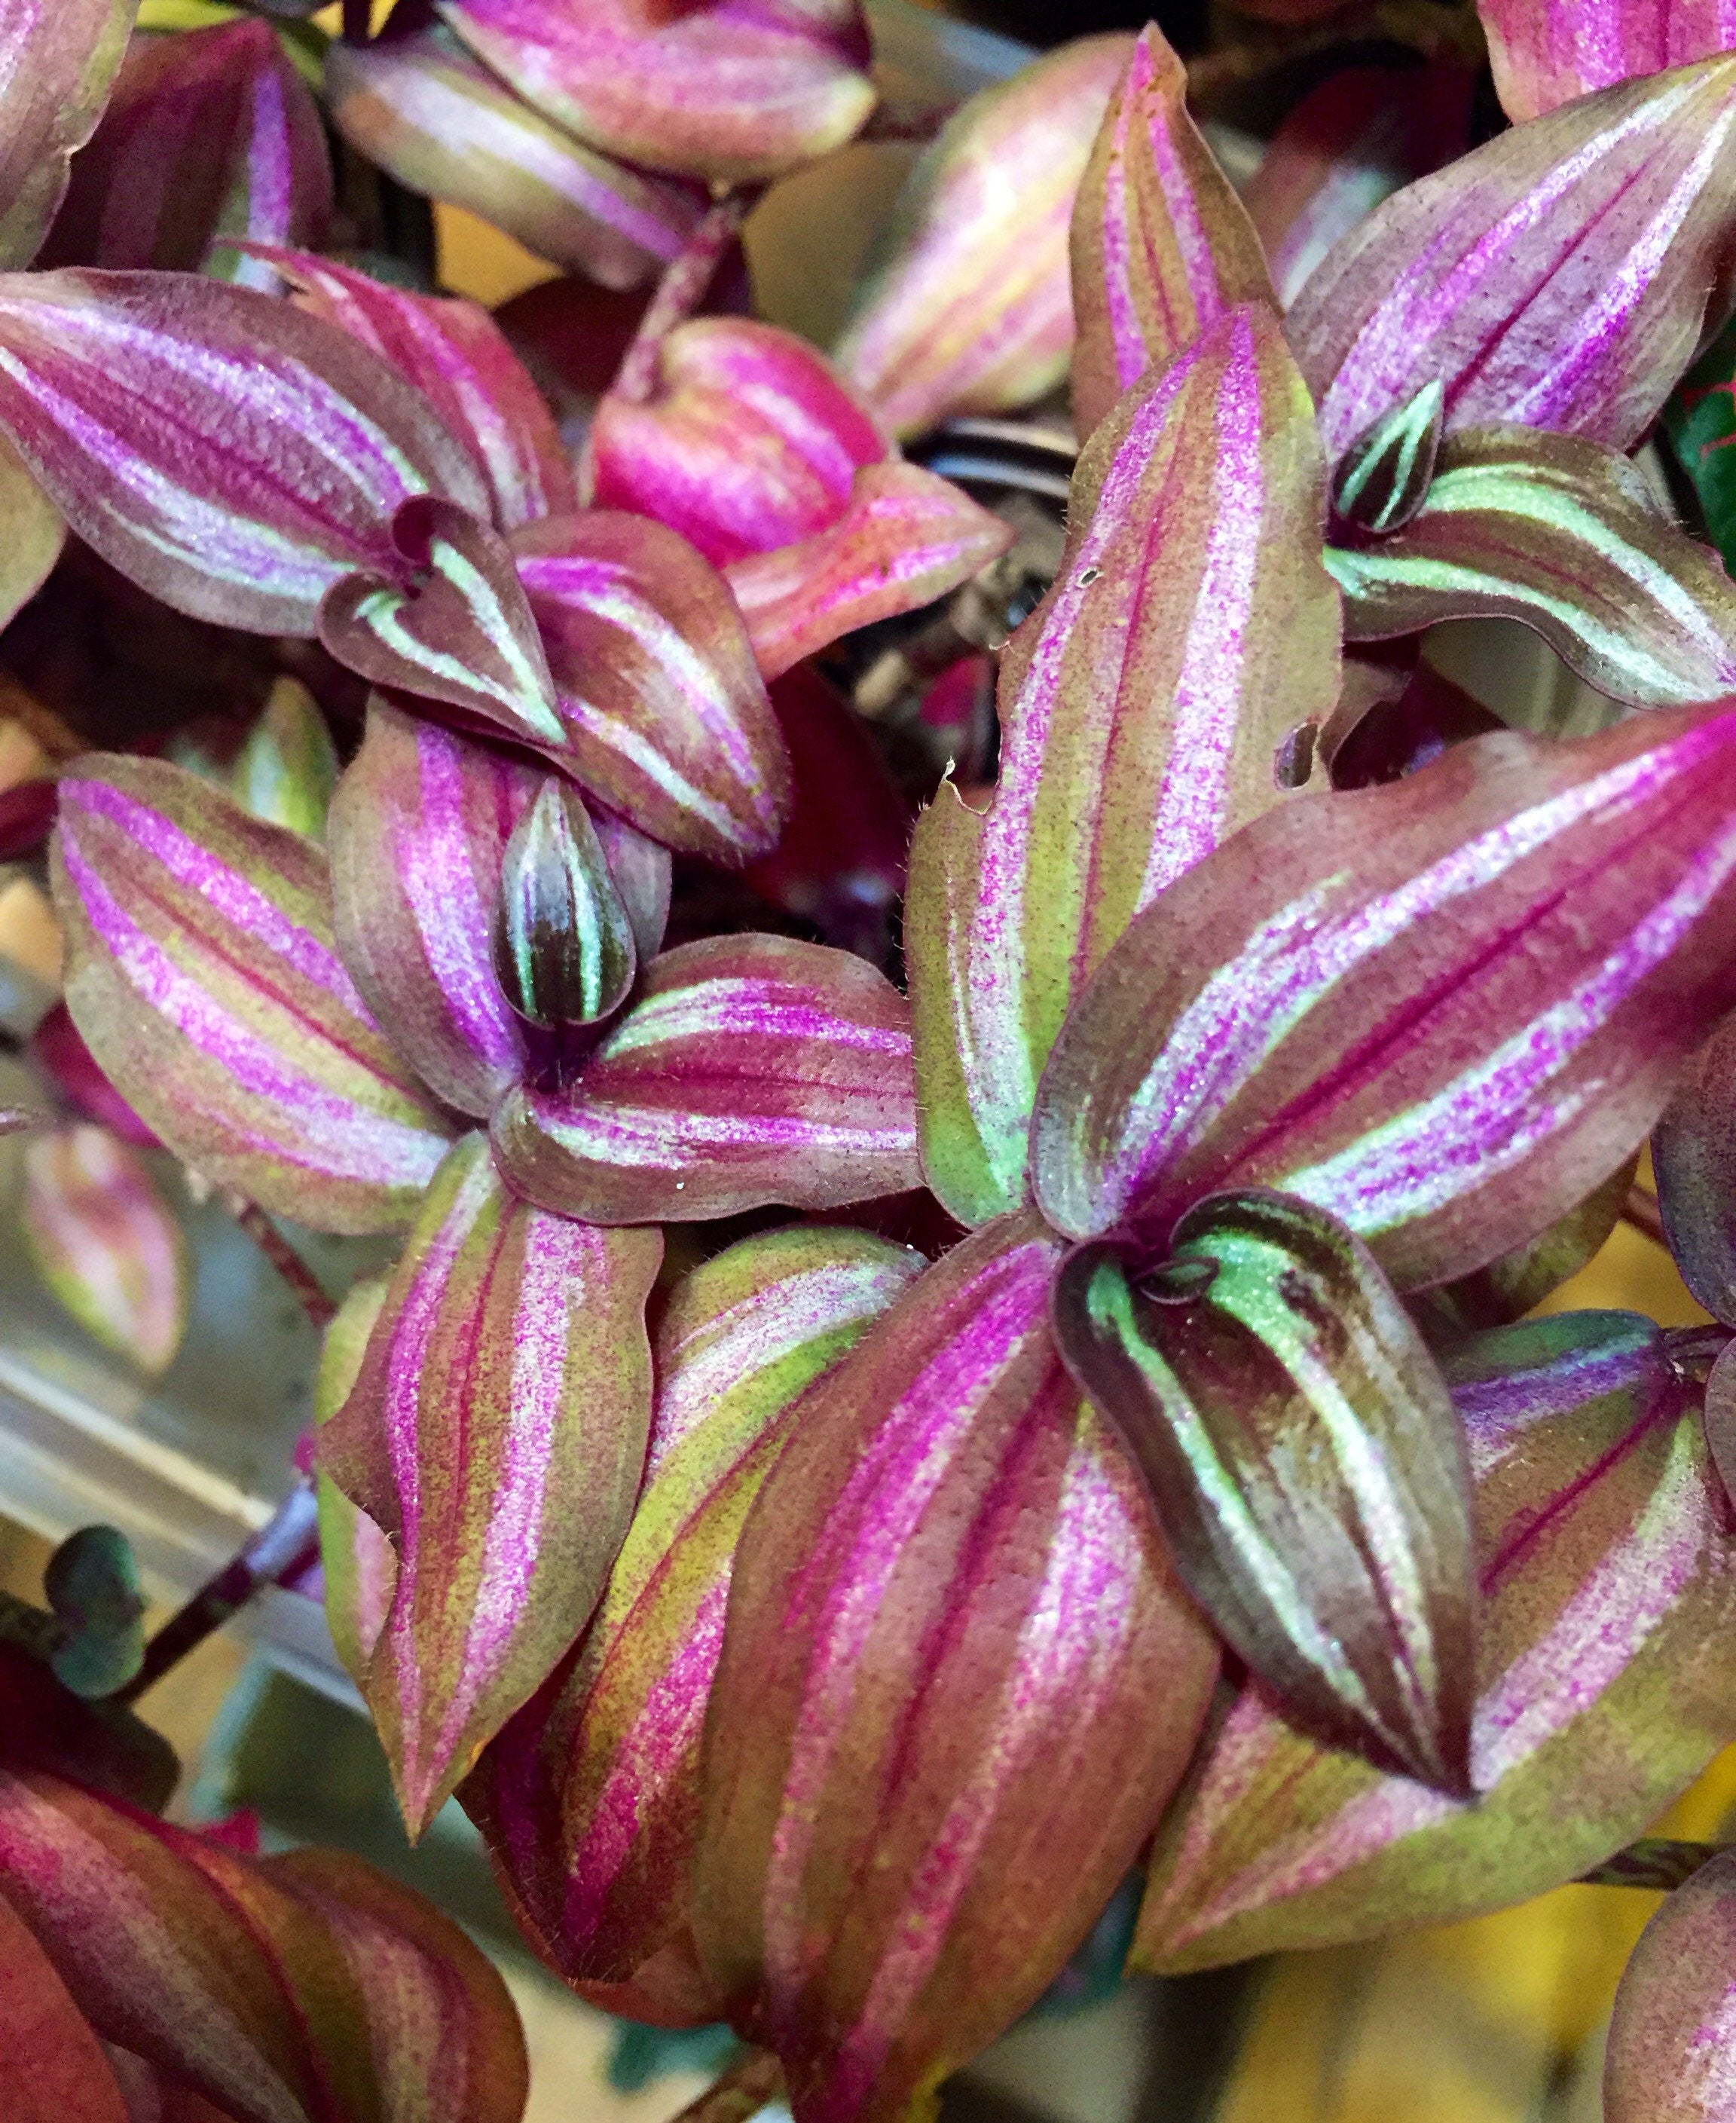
[493,778,636,1030]
[1053,1192,1477,1795]
[1330,380,1444,536]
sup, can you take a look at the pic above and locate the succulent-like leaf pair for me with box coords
[1068,24,1736,711]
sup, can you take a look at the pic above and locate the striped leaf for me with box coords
[468,1226,923,1997]
[1654,1014,1736,1326]
[1068,26,1275,439]
[52,757,454,1234]
[725,460,1013,685]
[1418,1155,1637,1338]
[694,1216,1220,2123]
[1242,65,1475,310]
[909,307,1337,1230]
[316,1134,661,1836]
[493,777,637,1032]
[1054,1192,1475,1792]
[833,35,1132,439]
[21,1124,189,1378]
[0,1891,130,2123]
[37,19,331,281]
[233,677,338,841]
[514,510,789,864]
[0,432,63,638]
[314,1272,394,1690]
[0,268,488,633]
[1288,57,1736,468]
[1135,1311,1736,1971]
[439,0,875,185]
[1030,704,1736,1292]
[320,497,566,751]
[1328,427,1736,708]
[591,317,886,568]
[255,244,575,532]
[1606,1846,1736,2121]
[325,22,704,292]
[1330,379,1443,537]
[0,0,137,271]
[1478,0,1736,121]
[492,934,920,1225]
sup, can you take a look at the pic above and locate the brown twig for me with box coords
[667,2050,785,2123]
[1578,1837,1728,1891]
[1621,1182,1669,1250]
[219,1187,337,1331]
[610,195,752,405]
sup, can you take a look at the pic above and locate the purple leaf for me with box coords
[252,244,576,532]
[1031,704,1736,1292]
[724,460,1013,684]
[1655,1013,1736,1326]
[1068,26,1275,440]
[513,510,790,863]
[1478,0,1736,121]
[326,21,704,292]
[320,496,566,750]
[318,1133,662,1836]
[1135,1310,1736,1970]
[693,1214,1220,2123]
[0,0,138,271]
[51,755,454,1234]
[38,19,332,281]
[467,1225,922,1996]
[437,0,876,185]
[1053,1190,1475,1793]
[908,307,1337,1229]
[0,268,489,633]
[1606,1844,1736,2121]
[1329,427,1736,708]
[1288,57,1736,466]
[491,934,919,1225]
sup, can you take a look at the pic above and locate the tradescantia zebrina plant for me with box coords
[20,1,1736,2119]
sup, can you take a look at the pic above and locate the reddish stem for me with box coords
[610,195,750,405]
[220,1188,338,1332]
[1621,1182,1668,1250]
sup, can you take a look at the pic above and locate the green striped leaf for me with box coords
[468,1225,923,1999]
[493,777,636,1031]
[1054,1191,1475,1793]
[1136,1311,1736,1971]
[1327,427,1736,708]
[907,305,1337,1229]
[1330,379,1444,536]
[51,756,454,1235]
[232,677,338,840]
[317,1133,662,1835]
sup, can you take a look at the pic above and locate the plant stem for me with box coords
[219,1188,337,1332]
[113,1481,321,1705]
[610,195,750,405]
[668,2050,784,2123]
[1621,1182,1668,1249]
[1577,1837,1728,1890]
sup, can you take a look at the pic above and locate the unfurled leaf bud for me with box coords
[493,778,637,1030]
[1330,378,1445,534]
[20,1124,190,1378]
[590,318,887,566]
[833,35,1134,439]
[232,677,338,840]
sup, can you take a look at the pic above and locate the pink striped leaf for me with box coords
[1030,705,1736,1292]
[591,318,886,568]
[1654,1014,1736,1326]
[1242,66,1475,310]
[0,1891,130,2123]
[0,0,137,271]
[492,934,920,1225]
[0,268,488,634]
[725,460,1013,685]
[248,245,574,531]
[693,1215,1220,2123]
[908,306,1337,1230]
[37,20,332,282]
[468,1225,923,1996]
[329,702,668,1121]
[51,757,454,1234]
[1068,26,1275,440]
[512,511,790,863]
[20,1124,189,1378]
[1053,1191,1476,1793]
[1478,0,1736,121]
[1135,1310,1736,1971]
[314,1273,396,1690]
[320,497,565,751]
[833,35,1133,439]
[437,0,875,184]
[317,1133,662,1836]
[326,23,704,292]
[1606,1846,1736,2122]
[1288,57,1736,469]
[1328,427,1736,708]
